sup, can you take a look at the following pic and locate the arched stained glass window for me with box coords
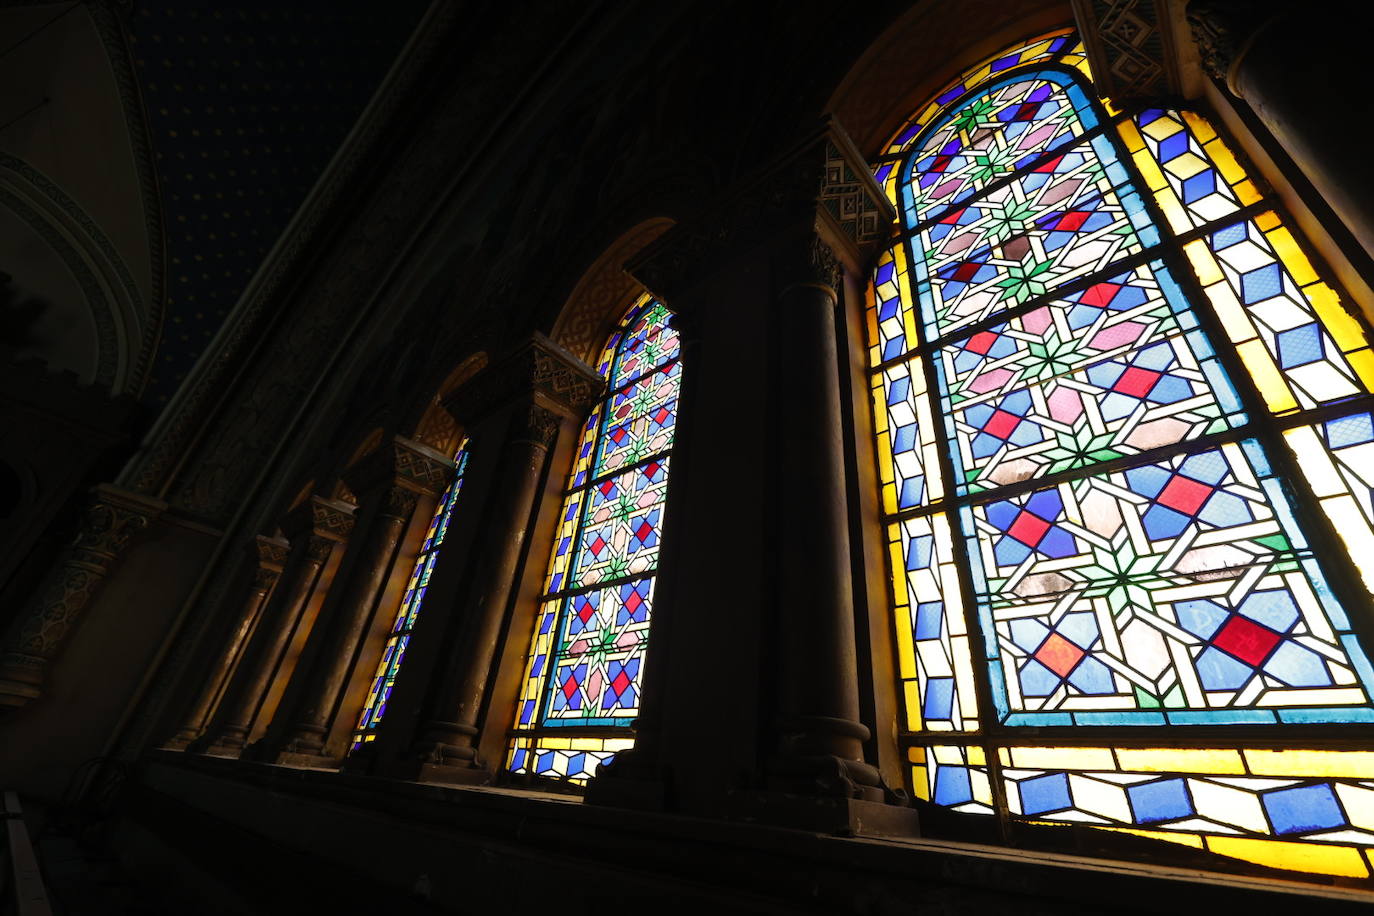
[508,296,680,782]
[350,441,471,750]
[867,29,1374,880]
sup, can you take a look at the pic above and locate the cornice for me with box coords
[281,494,356,543]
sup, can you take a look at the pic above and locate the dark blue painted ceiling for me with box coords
[130,0,430,406]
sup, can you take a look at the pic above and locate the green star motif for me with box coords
[950,96,996,134]
[995,258,1053,305]
[969,143,1021,185]
[980,197,1039,245]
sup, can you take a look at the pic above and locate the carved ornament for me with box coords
[282,495,356,543]
[0,486,165,706]
[444,334,605,426]
[343,435,455,503]
[1071,0,1178,103]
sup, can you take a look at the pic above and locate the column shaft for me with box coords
[165,535,287,749]
[410,405,557,775]
[768,237,881,801]
[277,490,417,759]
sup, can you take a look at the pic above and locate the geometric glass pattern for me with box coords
[508,296,678,783]
[870,30,1374,880]
[350,441,471,751]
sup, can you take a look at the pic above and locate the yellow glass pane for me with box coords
[1267,224,1320,285]
[1007,746,1116,770]
[1184,239,1225,285]
[1100,826,1204,850]
[903,681,922,730]
[1245,749,1374,779]
[1255,209,1282,232]
[1114,747,1246,775]
[1233,340,1297,413]
[1205,836,1369,879]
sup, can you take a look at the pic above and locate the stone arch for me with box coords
[824,0,1068,156]
[0,153,153,395]
[548,217,674,365]
[404,350,488,457]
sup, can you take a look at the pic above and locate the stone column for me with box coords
[766,230,888,807]
[404,335,603,783]
[164,534,289,750]
[273,437,451,766]
[0,485,165,710]
[1189,0,1374,255]
[201,496,354,756]
[588,119,910,834]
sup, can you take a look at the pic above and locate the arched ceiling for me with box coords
[127,0,430,406]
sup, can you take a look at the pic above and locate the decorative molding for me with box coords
[379,484,423,521]
[444,334,605,426]
[85,0,167,396]
[627,117,893,304]
[0,153,147,391]
[0,485,165,709]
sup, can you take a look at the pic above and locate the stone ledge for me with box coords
[136,750,1373,913]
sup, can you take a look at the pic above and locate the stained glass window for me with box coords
[869,29,1374,881]
[349,441,471,751]
[507,296,680,783]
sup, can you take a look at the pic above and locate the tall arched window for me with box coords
[508,296,680,782]
[868,30,1374,880]
[350,441,471,750]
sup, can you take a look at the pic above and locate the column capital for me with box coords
[627,116,894,304]
[342,436,455,505]
[251,534,290,589]
[443,333,605,427]
[281,495,356,544]
[1185,0,1283,94]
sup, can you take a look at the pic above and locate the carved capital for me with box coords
[1186,0,1279,93]
[509,403,562,449]
[627,117,893,304]
[304,534,337,563]
[380,484,423,520]
[779,231,843,296]
[283,495,356,544]
[0,486,165,708]
[1072,0,1180,103]
[342,436,454,517]
[251,534,289,592]
[444,334,605,426]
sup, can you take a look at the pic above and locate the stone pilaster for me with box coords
[164,535,289,750]
[402,335,603,784]
[0,485,166,710]
[273,437,451,767]
[201,496,354,757]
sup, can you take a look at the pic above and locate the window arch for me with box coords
[349,440,471,750]
[867,29,1374,880]
[508,295,680,782]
